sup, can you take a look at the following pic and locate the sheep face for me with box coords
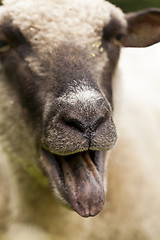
[0,0,159,217]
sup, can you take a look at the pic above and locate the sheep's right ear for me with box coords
[122,8,160,47]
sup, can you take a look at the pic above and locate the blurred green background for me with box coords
[109,0,160,12]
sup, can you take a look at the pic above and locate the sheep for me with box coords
[0,0,160,239]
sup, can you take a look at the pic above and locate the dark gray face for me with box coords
[0,20,122,216]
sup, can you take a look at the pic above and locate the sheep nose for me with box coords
[64,114,107,139]
[61,100,110,140]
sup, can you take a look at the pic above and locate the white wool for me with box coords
[0,0,126,54]
[0,0,126,80]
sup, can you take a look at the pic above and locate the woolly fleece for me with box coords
[1,0,126,54]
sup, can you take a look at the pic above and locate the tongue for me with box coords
[59,152,105,217]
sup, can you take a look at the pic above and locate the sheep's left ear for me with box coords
[122,8,160,47]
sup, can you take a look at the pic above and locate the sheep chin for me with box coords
[41,148,106,217]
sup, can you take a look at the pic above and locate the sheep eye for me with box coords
[115,34,124,42]
[0,40,10,52]
[112,33,125,46]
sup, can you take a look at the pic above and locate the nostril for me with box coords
[93,114,108,131]
[63,117,87,133]
[83,114,108,140]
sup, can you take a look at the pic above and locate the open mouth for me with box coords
[41,148,106,217]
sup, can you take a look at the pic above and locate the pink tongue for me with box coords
[60,152,105,217]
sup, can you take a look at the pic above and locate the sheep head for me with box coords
[0,0,159,217]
